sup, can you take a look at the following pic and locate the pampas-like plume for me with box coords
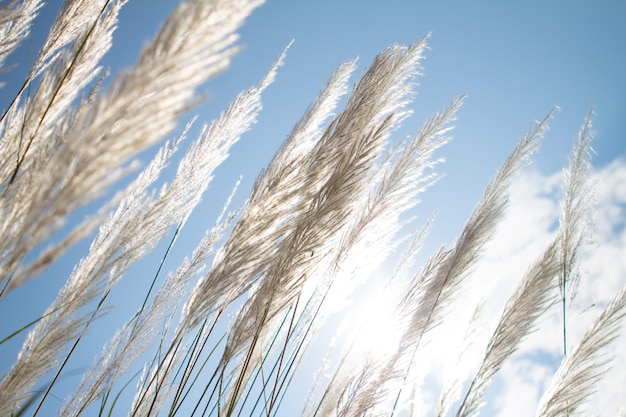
[181,58,357,332]
[0,0,264,412]
[365,111,556,417]
[1,36,280,413]
[558,111,595,355]
[309,97,462,417]
[536,287,626,417]
[0,0,125,294]
[0,130,183,415]
[402,110,553,344]
[214,40,429,415]
[455,241,561,417]
[61,207,238,417]
[0,0,43,69]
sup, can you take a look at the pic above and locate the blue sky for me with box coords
[1,1,625,416]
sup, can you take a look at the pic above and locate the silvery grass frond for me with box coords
[0,0,42,69]
[0,0,122,174]
[72,45,286,412]
[337,96,462,274]
[344,96,460,267]
[215,40,434,417]
[104,41,284,287]
[129,213,242,417]
[201,39,428,417]
[147,40,290,248]
[294,97,462,417]
[295,98,460,353]
[108,184,242,417]
[374,111,554,416]
[558,112,595,353]
[536,287,626,417]
[218,39,428,375]
[455,241,561,417]
[32,0,115,78]
[0,132,184,415]
[181,58,357,332]
[174,56,356,412]
[2,0,119,131]
[0,0,124,294]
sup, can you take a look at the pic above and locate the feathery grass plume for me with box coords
[298,97,461,417]
[455,241,561,417]
[74,44,287,414]
[177,60,359,409]
[257,42,450,417]
[81,47,290,413]
[558,111,595,356]
[328,95,461,291]
[31,0,115,77]
[282,70,454,417]
[63,181,242,417]
[181,58,357,332]
[215,40,429,414]
[0,0,43,69]
[401,110,553,341]
[278,97,460,383]
[129,215,240,417]
[455,112,594,417]
[0,0,125,295]
[0,0,107,120]
[536,287,626,417]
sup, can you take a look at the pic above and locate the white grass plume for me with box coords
[219,39,429,382]
[0,0,263,296]
[558,111,595,355]
[0,0,125,295]
[0,0,43,69]
[61,209,238,416]
[455,241,561,417]
[287,45,457,417]
[536,287,626,417]
[399,111,553,372]
[181,57,357,331]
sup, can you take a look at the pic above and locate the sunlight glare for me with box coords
[351,287,403,360]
